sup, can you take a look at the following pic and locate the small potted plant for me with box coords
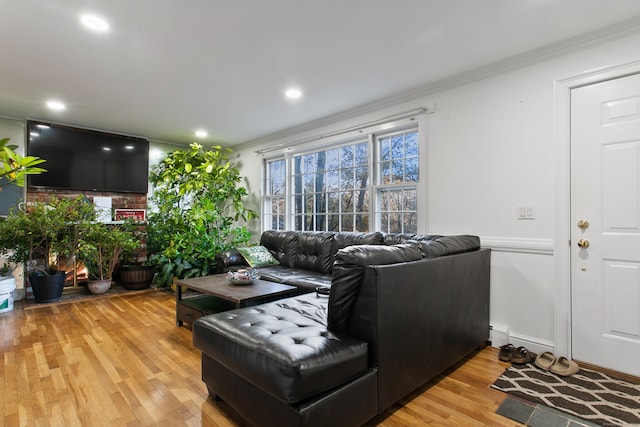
[79,222,139,294]
[0,196,92,302]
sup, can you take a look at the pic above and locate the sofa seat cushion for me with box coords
[192,293,369,404]
[256,265,330,290]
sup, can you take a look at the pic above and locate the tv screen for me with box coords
[27,121,149,193]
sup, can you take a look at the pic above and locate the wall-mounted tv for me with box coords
[27,121,149,193]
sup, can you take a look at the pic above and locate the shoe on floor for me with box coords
[549,356,580,376]
[511,346,537,364]
[535,351,557,371]
[499,344,516,362]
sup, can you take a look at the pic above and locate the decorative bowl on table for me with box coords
[227,269,258,285]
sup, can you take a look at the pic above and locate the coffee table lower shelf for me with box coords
[177,295,236,328]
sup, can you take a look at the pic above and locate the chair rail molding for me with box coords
[480,236,554,255]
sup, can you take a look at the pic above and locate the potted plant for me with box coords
[115,220,156,290]
[79,222,138,294]
[147,143,256,288]
[0,196,93,302]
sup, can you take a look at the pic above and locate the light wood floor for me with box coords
[1,290,520,426]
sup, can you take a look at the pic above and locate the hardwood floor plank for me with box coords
[1,290,518,426]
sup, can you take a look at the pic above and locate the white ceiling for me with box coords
[2,1,640,146]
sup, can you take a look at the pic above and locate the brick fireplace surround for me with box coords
[9,188,149,300]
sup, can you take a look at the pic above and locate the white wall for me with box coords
[233,31,640,354]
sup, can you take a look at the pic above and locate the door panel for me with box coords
[571,73,640,377]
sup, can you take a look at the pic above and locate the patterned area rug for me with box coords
[491,364,640,426]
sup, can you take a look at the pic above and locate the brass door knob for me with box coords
[577,219,590,230]
[577,238,590,248]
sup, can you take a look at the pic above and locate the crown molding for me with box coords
[235,16,640,152]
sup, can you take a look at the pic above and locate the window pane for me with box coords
[381,161,391,185]
[392,160,404,184]
[294,195,303,215]
[316,151,326,171]
[405,158,419,183]
[403,188,417,211]
[341,168,354,190]
[314,172,325,192]
[327,215,339,231]
[405,132,418,156]
[341,191,354,212]
[355,166,368,188]
[327,148,339,169]
[328,191,339,211]
[374,128,420,234]
[341,146,353,168]
[391,136,403,159]
[389,212,402,233]
[381,213,389,232]
[356,214,368,232]
[327,170,339,191]
[292,156,300,174]
[380,138,391,161]
[380,190,388,210]
[355,189,369,213]
[341,214,354,231]
[355,143,368,165]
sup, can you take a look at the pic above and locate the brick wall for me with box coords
[27,188,147,211]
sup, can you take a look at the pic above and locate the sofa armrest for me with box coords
[214,249,248,274]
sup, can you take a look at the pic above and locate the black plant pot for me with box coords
[118,265,155,290]
[28,270,66,303]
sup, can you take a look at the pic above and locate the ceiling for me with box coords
[2,1,640,147]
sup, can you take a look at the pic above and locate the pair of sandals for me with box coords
[499,344,536,364]
[534,351,580,376]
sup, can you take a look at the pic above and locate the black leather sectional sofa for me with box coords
[193,230,491,426]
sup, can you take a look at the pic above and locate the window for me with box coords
[375,129,419,233]
[292,141,369,231]
[264,159,286,230]
[262,114,424,233]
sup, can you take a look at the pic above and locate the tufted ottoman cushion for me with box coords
[193,293,369,404]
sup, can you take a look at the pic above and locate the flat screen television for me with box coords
[27,121,149,193]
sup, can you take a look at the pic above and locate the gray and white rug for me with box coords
[491,364,640,426]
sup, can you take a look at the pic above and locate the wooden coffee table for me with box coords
[175,274,297,327]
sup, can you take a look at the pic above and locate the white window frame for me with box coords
[261,112,427,233]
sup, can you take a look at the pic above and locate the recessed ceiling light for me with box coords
[80,14,109,32]
[36,124,50,129]
[195,129,208,138]
[103,147,112,151]
[46,100,66,111]
[30,132,39,137]
[285,88,303,99]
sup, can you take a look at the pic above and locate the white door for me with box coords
[571,73,640,377]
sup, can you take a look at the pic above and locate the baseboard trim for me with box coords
[490,330,555,357]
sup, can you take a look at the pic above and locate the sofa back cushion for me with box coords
[260,230,299,267]
[333,232,384,251]
[382,233,440,246]
[328,242,423,332]
[290,231,336,274]
[383,233,480,258]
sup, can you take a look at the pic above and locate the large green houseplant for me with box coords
[147,143,256,287]
[0,137,46,187]
[0,196,94,302]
